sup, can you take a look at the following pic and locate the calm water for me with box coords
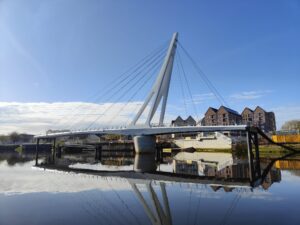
[1,150,300,225]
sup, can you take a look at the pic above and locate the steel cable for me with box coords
[178,42,229,107]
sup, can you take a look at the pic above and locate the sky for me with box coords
[0,0,299,134]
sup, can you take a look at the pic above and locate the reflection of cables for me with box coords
[107,181,143,225]
[193,191,202,225]
[187,186,193,225]
[178,41,229,107]
[219,192,241,225]
[89,189,132,225]
[51,173,112,224]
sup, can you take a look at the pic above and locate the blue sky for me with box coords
[0,0,299,133]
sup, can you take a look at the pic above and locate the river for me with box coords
[1,150,300,225]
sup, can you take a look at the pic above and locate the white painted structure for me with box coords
[131,33,178,127]
[173,132,232,149]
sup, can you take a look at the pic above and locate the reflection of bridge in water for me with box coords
[36,149,286,190]
[32,150,298,225]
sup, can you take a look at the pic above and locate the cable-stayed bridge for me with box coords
[34,32,297,172]
[36,33,247,138]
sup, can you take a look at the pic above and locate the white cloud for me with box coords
[0,101,176,135]
[230,90,273,100]
[184,93,216,105]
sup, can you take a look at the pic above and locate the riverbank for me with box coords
[0,144,51,154]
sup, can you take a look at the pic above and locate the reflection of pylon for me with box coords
[129,180,172,225]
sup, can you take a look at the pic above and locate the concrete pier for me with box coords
[134,154,157,172]
[133,135,157,172]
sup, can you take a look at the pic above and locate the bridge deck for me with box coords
[35,125,248,139]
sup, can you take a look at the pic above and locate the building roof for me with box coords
[186,115,196,121]
[243,107,253,112]
[205,107,218,115]
[209,107,218,112]
[219,106,240,116]
[254,106,266,113]
[241,107,253,114]
[171,115,196,126]
[173,116,184,121]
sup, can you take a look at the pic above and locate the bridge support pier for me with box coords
[35,138,40,166]
[95,145,102,161]
[51,138,56,164]
[133,135,157,172]
[246,129,262,185]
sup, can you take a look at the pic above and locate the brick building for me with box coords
[242,106,276,132]
[202,106,276,133]
[203,107,218,126]
[203,106,242,126]
[217,106,242,126]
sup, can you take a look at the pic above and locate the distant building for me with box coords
[242,106,276,132]
[202,106,276,133]
[171,116,196,127]
[217,106,242,126]
[203,106,242,126]
[241,107,254,125]
[203,107,218,126]
[170,116,197,138]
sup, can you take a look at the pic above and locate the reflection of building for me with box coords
[173,152,234,176]
[173,157,253,181]
[172,152,281,190]
[215,164,250,179]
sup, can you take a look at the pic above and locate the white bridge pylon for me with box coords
[131,32,178,127]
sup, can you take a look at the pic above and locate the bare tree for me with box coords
[281,120,300,131]
[9,132,20,144]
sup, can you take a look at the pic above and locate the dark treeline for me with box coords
[0,132,34,144]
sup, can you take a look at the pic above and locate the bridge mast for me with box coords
[131,32,178,127]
